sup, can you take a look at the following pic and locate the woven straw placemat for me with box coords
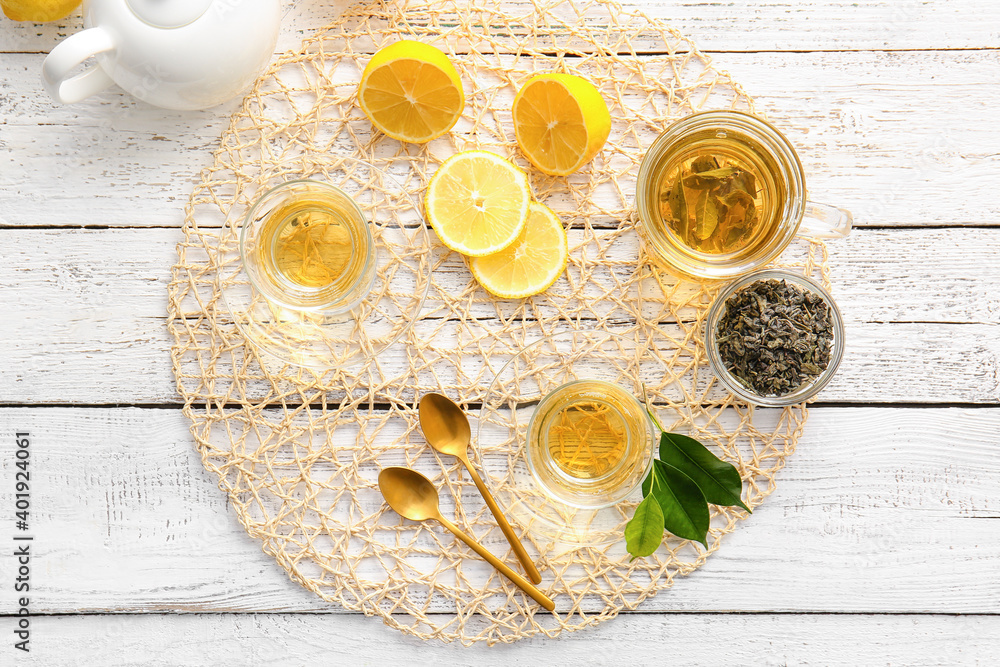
[167,0,829,645]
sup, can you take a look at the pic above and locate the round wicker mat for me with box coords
[167,0,829,645]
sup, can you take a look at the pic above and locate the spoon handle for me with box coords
[437,515,555,612]
[461,457,543,584]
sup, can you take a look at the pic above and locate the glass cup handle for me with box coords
[797,201,853,239]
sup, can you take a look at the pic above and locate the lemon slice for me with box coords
[358,40,465,143]
[512,73,611,176]
[425,151,531,257]
[470,202,568,298]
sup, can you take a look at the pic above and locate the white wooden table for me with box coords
[2,1,998,664]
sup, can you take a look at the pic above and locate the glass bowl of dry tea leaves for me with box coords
[705,268,845,407]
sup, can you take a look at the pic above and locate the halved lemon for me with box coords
[512,73,611,176]
[2,0,80,21]
[470,202,568,298]
[358,40,465,143]
[425,151,531,257]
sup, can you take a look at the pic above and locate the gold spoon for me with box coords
[378,466,555,612]
[418,392,543,585]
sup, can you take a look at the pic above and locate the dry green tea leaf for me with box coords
[716,278,835,396]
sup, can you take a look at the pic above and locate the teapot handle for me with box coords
[42,27,116,105]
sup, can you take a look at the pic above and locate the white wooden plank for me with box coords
[0,0,993,656]
[711,50,1000,229]
[14,612,1000,665]
[1,50,997,228]
[2,0,997,53]
[0,0,327,53]
[2,227,998,404]
[0,406,997,614]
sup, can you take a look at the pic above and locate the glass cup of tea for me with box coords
[240,179,377,316]
[527,378,654,509]
[220,158,432,372]
[477,330,675,546]
[636,110,852,281]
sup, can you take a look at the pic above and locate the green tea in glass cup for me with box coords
[526,379,654,509]
[636,110,852,281]
[240,178,377,316]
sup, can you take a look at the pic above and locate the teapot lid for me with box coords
[126,0,215,28]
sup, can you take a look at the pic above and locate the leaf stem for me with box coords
[640,383,667,434]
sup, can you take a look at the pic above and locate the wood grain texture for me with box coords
[0,406,997,615]
[2,0,998,53]
[0,51,997,228]
[15,613,1000,666]
[2,227,998,404]
[1,0,998,658]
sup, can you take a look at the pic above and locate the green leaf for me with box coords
[693,190,721,240]
[691,155,719,173]
[722,188,754,210]
[659,432,751,513]
[731,169,757,197]
[647,460,710,547]
[664,177,688,238]
[625,494,665,560]
[693,166,739,180]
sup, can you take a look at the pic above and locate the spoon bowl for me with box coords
[378,467,441,521]
[418,393,472,457]
[376,466,555,612]
[418,392,543,584]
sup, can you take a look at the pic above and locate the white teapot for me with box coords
[42,0,280,110]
